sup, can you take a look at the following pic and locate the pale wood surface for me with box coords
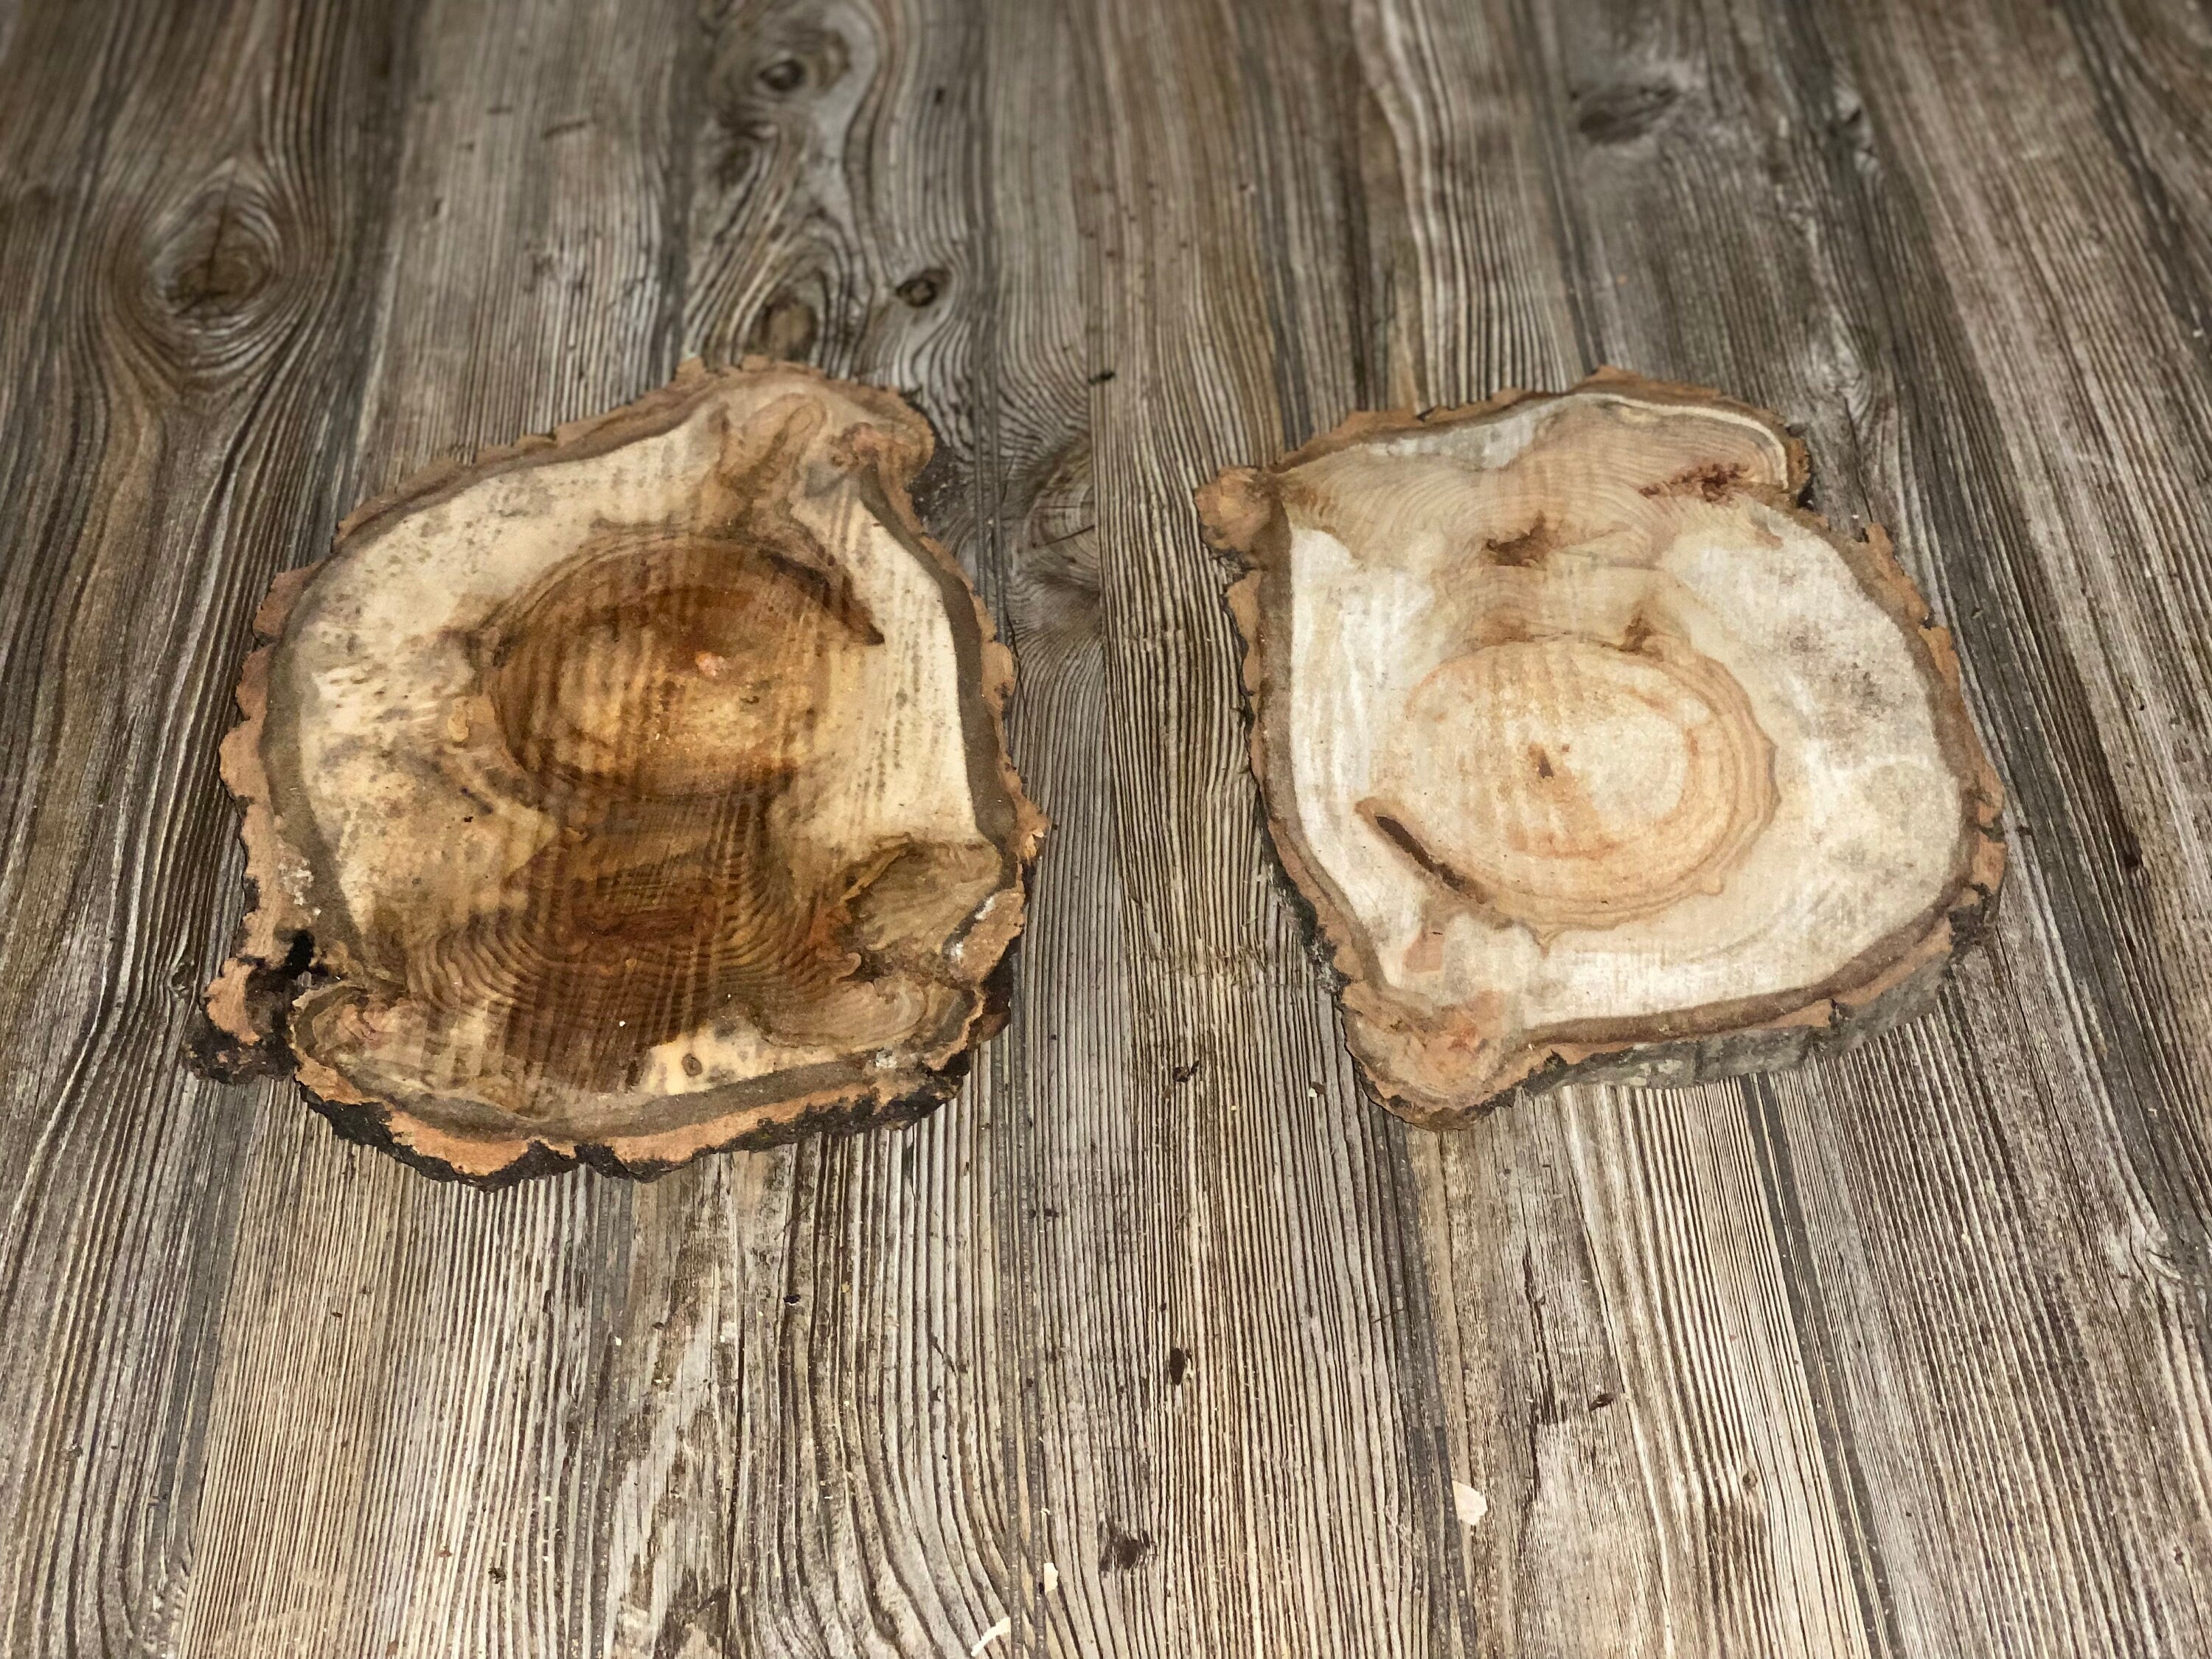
[1,0,2208,1655]
[1199,378,2004,1121]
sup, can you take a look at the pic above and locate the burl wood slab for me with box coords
[206,361,1043,1182]
[1198,370,2005,1124]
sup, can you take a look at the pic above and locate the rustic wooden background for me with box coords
[4,0,2210,1653]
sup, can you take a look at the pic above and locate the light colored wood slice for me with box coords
[1199,369,2005,1125]
[205,358,1043,1182]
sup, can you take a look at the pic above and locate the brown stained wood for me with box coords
[4,0,2212,1655]
[1201,372,2003,1122]
[206,358,1041,1181]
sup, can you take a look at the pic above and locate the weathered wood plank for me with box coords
[1789,0,2212,1644]
[161,1,694,1652]
[1770,0,2212,1642]
[0,4,415,1653]
[1425,0,1919,1645]
[1333,12,1719,1656]
[605,0,1470,1651]
[1839,0,2212,1174]
[1027,0,1480,1650]
[1350,0,1582,398]
[1346,2,1894,1651]
[594,5,1026,1653]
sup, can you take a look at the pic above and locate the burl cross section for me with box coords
[206,361,1043,1182]
[1199,371,2003,1124]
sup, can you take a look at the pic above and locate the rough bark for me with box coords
[1198,369,2004,1124]
[206,359,1044,1181]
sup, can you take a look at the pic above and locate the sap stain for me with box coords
[435,402,901,1091]
[1099,1523,1154,1573]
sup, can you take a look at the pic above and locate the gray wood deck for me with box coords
[2,0,2208,1652]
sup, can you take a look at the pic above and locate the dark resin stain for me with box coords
[1100,1522,1154,1572]
[431,404,891,1091]
[1485,515,1558,567]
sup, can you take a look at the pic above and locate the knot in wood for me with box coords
[1572,75,1686,145]
[715,20,849,115]
[895,269,945,309]
[1008,442,1102,653]
[127,169,302,381]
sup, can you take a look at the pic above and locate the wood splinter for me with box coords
[1199,369,2005,1124]
[204,360,1044,1182]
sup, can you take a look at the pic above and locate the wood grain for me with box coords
[1198,374,2005,1120]
[1,0,2207,1654]
[0,4,414,1655]
[167,1,687,1652]
[207,358,1042,1180]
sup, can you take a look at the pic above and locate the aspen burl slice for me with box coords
[1197,370,2003,1125]
[206,360,1043,1181]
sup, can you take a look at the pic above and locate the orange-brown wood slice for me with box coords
[206,360,1044,1181]
[1198,369,2004,1126]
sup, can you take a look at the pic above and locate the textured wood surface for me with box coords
[1197,375,2006,1121]
[1,0,2206,1654]
[207,359,1043,1180]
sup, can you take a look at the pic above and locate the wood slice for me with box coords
[1197,369,2005,1126]
[205,360,1045,1182]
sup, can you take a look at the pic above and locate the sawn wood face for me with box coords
[205,360,1043,1181]
[1201,372,2005,1123]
